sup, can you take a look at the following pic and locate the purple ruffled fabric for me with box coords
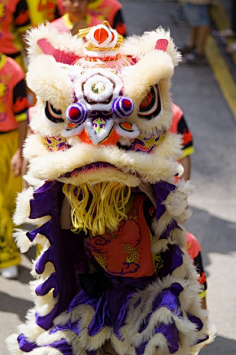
[18,280,205,354]
[16,180,207,354]
[47,281,184,352]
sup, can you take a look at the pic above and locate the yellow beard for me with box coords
[62,182,131,235]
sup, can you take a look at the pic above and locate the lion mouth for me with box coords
[61,161,119,179]
[59,160,141,188]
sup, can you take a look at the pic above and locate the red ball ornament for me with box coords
[94,28,109,44]
[69,107,80,120]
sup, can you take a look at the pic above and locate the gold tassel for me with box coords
[62,182,131,235]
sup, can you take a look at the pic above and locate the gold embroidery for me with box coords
[93,252,107,269]
[154,255,164,270]
[123,244,140,264]
[41,135,68,152]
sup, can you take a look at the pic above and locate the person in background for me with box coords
[179,0,211,64]
[0,53,28,279]
[218,0,236,40]
[219,0,236,53]
[57,0,127,35]
[171,102,207,309]
[171,103,194,181]
[26,0,63,27]
[186,232,207,309]
[88,0,127,36]
[170,2,188,26]
[0,0,31,70]
[49,0,102,34]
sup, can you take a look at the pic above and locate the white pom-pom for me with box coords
[164,180,194,217]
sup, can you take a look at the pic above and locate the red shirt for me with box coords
[27,0,62,26]
[0,54,28,132]
[186,232,207,293]
[89,194,156,278]
[171,103,194,158]
[0,0,30,55]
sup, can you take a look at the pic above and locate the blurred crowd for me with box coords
[171,0,236,64]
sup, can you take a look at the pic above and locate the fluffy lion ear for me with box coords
[119,27,180,134]
[122,49,174,107]
[25,23,85,63]
[26,54,74,111]
[120,26,181,66]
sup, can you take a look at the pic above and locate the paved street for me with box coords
[1,1,236,354]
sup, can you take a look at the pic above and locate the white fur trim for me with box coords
[23,174,44,188]
[34,292,58,317]
[26,24,84,63]
[13,187,51,227]
[168,225,186,250]
[190,322,217,355]
[121,274,209,353]
[163,181,194,222]
[13,187,33,225]
[110,334,134,355]
[18,309,45,341]
[27,56,74,112]
[31,258,55,280]
[6,334,25,355]
[29,348,63,355]
[120,27,181,66]
[23,134,48,160]
[24,132,181,185]
[14,229,32,252]
[122,50,173,107]
[114,123,139,139]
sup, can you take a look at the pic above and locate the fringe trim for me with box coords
[63,182,131,235]
[13,187,51,227]
[121,275,206,345]
[14,230,50,254]
[14,229,32,253]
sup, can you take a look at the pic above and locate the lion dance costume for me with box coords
[7,22,215,355]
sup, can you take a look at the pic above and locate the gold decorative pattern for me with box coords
[123,244,140,264]
[93,252,107,269]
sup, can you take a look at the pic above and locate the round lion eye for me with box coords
[139,92,153,109]
[45,101,64,123]
[138,85,161,120]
